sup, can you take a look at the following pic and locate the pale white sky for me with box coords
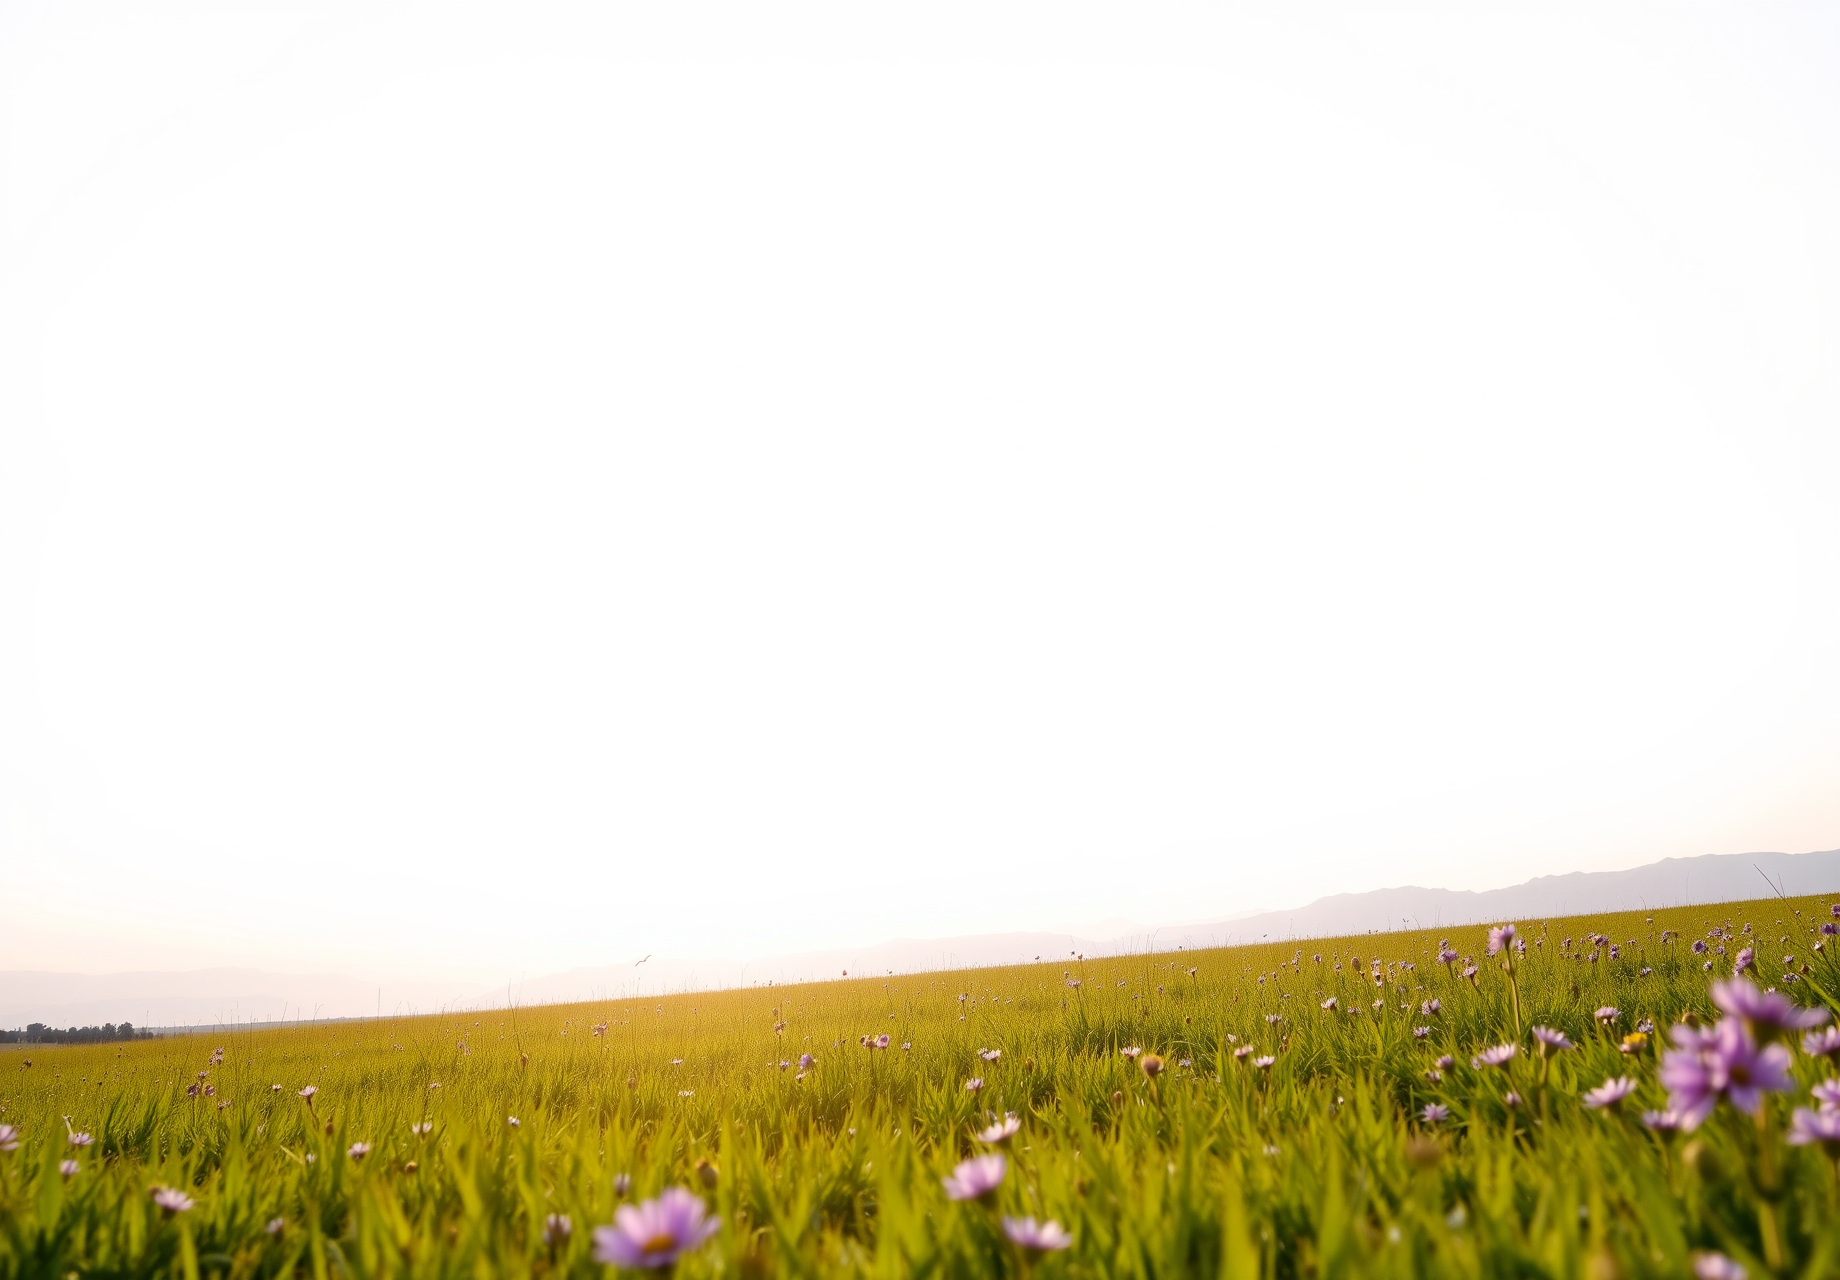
[3,3,1837,986]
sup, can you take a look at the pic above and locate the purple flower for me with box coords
[1471,1044,1517,1069]
[1582,1076,1638,1109]
[591,1188,720,1268]
[964,1077,984,1092]
[1594,1007,1619,1025]
[1641,1109,1685,1133]
[298,1085,318,1099]
[59,1159,80,1178]
[1812,1080,1840,1111]
[1421,999,1441,1016]
[1823,922,1839,937]
[1711,978,1829,1043]
[151,1186,194,1213]
[1265,1013,1282,1025]
[66,1131,94,1148]
[1461,965,1479,981]
[1487,925,1516,957]
[877,1035,892,1050]
[1120,1046,1141,1058]
[1693,940,1708,954]
[1435,1055,1455,1071]
[1733,946,1755,974]
[1413,1026,1430,1040]
[1532,1026,1573,1051]
[348,1142,371,1160]
[1693,1253,1747,1280]
[544,1213,572,1246]
[614,1173,632,1195]
[1001,1217,1072,1252]
[942,1154,1006,1201]
[1252,1055,1276,1069]
[1420,1103,1449,1124]
[798,1053,814,1070]
[1787,1107,1840,1156]
[1321,997,1338,1011]
[1803,1027,1840,1059]
[978,1114,1021,1144]
[1660,1019,1793,1128]
[1438,949,1459,965]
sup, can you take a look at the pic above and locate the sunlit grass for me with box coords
[4,895,1839,1277]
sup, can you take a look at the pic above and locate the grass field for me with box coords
[5,894,1840,1279]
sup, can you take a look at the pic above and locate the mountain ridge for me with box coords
[6,847,1835,1028]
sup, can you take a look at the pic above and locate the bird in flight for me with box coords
[635,955,652,966]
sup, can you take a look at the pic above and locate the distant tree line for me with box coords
[0,1023,155,1045]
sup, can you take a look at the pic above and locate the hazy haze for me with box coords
[3,3,1838,989]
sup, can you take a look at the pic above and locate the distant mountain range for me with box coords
[1169,847,1840,947]
[6,847,1836,1029]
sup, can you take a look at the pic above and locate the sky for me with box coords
[2,3,1838,989]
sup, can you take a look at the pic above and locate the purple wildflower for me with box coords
[1321,997,1337,1010]
[1252,1055,1276,1069]
[1693,1253,1747,1280]
[798,1053,814,1070]
[1413,1026,1430,1040]
[1803,1027,1840,1058]
[1711,978,1829,1043]
[1594,1007,1619,1025]
[1582,1077,1638,1110]
[348,1142,371,1160]
[1471,1044,1517,1069]
[1812,1080,1840,1111]
[1733,947,1754,974]
[1438,949,1459,966]
[1487,924,1516,956]
[942,1154,1006,1201]
[1435,1055,1455,1071]
[965,1077,984,1092]
[543,1214,572,1246]
[1693,940,1708,954]
[59,1159,80,1178]
[978,1114,1021,1144]
[151,1186,194,1213]
[1532,1026,1573,1051]
[592,1188,720,1269]
[1787,1107,1840,1157]
[1421,999,1441,1016]
[1002,1217,1072,1252]
[1660,1019,1793,1128]
[1641,1109,1685,1133]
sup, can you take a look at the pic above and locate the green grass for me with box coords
[4,894,1840,1278]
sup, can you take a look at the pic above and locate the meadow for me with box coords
[4,894,1840,1279]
